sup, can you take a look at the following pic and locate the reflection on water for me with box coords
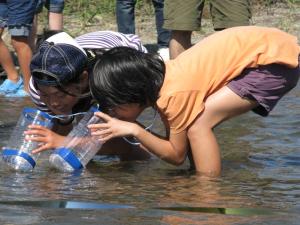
[0,200,278,216]
[156,206,277,216]
[0,84,299,224]
[0,200,134,209]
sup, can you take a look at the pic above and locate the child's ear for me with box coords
[77,71,89,90]
[79,70,89,83]
[79,71,89,82]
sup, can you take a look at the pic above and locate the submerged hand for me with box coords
[88,111,137,143]
[24,125,66,153]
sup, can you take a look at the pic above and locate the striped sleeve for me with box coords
[75,31,148,53]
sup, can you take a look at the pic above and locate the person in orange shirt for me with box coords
[88,26,300,177]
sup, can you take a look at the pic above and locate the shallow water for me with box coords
[0,2,299,223]
[0,83,300,225]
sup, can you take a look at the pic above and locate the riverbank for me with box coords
[61,1,300,46]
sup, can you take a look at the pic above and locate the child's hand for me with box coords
[24,125,66,154]
[88,112,137,143]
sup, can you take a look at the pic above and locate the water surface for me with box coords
[0,85,299,224]
[1,1,300,224]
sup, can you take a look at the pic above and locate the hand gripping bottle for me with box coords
[1,107,53,171]
[49,107,103,172]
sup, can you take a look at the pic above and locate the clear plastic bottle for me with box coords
[49,107,103,172]
[1,107,53,171]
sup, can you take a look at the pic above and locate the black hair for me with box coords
[33,71,82,86]
[90,46,165,112]
[34,70,94,113]
[84,48,107,73]
[33,71,85,97]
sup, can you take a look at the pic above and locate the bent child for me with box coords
[89,26,300,177]
[24,31,150,161]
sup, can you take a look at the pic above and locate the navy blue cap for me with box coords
[30,32,88,86]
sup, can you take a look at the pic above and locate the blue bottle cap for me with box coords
[23,107,53,127]
[2,148,36,168]
[53,147,83,170]
[89,106,99,113]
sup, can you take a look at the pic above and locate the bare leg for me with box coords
[48,12,63,30]
[169,30,192,59]
[187,86,258,176]
[11,36,32,92]
[29,14,38,52]
[0,28,19,82]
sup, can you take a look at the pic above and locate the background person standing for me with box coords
[164,0,252,59]
[116,0,171,60]
[30,0,64,52]
[0,0,37,97]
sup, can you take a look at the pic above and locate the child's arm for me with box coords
[89,112,189,165]
[135,124,189,165]
[24,124,66,153]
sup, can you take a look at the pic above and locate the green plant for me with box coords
[60,0,156,35]
[63,0,115,33]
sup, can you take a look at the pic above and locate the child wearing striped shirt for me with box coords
[25,31,150,161]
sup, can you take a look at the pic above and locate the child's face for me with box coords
[37,84,80,115]
[108,104,144,122]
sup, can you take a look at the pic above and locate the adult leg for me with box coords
[164,0,204,59]
[11,36,32,92]
[116,0,136,34]
[187,86,258,176]
[28,14,38,52]
[0,28,19,82]
[28,0,43,52]
[210,0,252,30]
[47,0,64,30]
[0,2,21,94]
[152,0,170,49]
[152,0,171,60]
[48,12,63,30]
[7,0,37,93]
[169,30,192,59]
